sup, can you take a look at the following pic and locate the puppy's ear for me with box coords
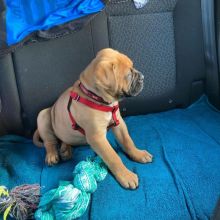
[95,61,117,84]
[94,60,118,100]
[112,63,117,74]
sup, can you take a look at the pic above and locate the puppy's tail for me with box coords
[33,129,44,147]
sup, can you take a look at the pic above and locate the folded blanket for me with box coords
[6,0,104,45]
[0,96,219,219]
[0,0,105,56]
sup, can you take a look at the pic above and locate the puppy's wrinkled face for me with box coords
[122,67,144,98]
[81,48,144,102]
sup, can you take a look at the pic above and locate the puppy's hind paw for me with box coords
[60,148,72,161]
[59,143,72,161]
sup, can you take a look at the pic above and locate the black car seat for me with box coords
[0,0,219,136]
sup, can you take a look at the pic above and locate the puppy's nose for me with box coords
[139,73,144,81]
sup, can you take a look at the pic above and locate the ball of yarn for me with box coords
[73,171,97,193]
[54,183,81,210]
[35,156,108,220]
[0,186,11,220]
[73,161,95,177]
[73,157,108,182]
[35,183,91,220]
[55,191,90,220]
[93,157,108,182]
[0,186,10,204]
[0,184,40,220]
[34,209,53,220]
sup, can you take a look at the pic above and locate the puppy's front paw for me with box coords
[45,153,59,166]
[115,168,139,189]
[128,149,153,163]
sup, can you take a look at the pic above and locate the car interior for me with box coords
[0,0,220,219]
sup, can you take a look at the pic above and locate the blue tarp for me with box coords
[5,0,104,45]
[0,96,220,219]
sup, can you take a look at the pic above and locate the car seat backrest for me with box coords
[0,54,24,135]
[11,26,95,136]
[104,0,206,116]
[0,0,209,136]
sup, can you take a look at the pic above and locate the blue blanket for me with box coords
[0,96,220,219]
[5,0,104,45]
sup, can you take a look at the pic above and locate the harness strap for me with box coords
[67,96,85,135]
[70,92,117,112]
[79,82,110,105]
[108,105,119,128]
[67,91,119,135]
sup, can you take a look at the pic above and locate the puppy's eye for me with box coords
[127,73,132,81]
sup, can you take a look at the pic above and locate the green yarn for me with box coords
[35,156,107,220]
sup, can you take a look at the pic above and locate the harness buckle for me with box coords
[76,95,80,101]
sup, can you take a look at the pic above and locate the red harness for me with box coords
[67,83,119,135]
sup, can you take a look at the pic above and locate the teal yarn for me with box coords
[35,209,53,220]
[72,157,108,193]
[73,171,97,193]
[93,157,108,182]
[35,156,107,220]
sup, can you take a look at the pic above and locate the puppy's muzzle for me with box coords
[128,71,144,97]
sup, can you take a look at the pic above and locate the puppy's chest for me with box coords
[93,111,113,127]
[105,112,113,124]
[89,109,118,128]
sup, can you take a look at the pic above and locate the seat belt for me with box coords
[201,0,220,108]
